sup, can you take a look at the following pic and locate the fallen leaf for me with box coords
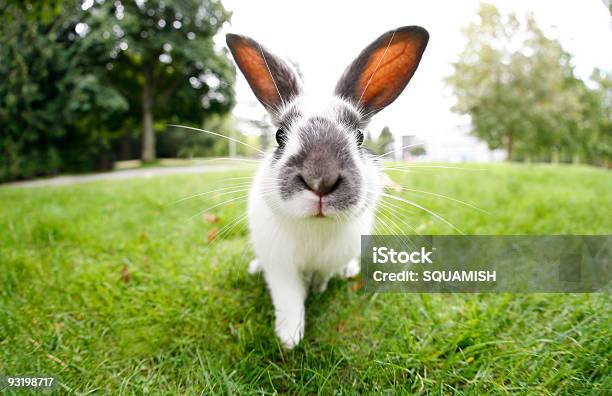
[207,227,218,242]
[350,278,365,292]
[47,353,67,368]
[204,213,220,224]
[337,320,346,333]
[382,174,403,193]
[121,265,130,283]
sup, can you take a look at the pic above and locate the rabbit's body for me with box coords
[226,26,429,348]
[249,176,372,277]
[249,171,372,347]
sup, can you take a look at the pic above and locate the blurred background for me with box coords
[1,3,610,392]
[1,0,611,183]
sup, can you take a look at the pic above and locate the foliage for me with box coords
[409,145,426,157]
[0,0,236,181]
[2,0,64,22]
[158,115,253,158]
[585,69,612,164]
[447,4,611,166]
[0,164,610,393]
[0,2,128,181]
[85,0,236,161]
[364,126,395,155]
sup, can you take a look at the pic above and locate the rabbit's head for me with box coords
[226,27,428,219]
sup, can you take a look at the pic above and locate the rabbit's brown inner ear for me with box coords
[228,37,280,108]
[358,40,419,109]
[332,27,428,115]
[358,32,426,110]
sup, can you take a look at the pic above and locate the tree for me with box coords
[85,0,235,162]
[377,127,395,155]
[1,0,237,181]
[409,145,426,157]
[363,127,394,155]
[0,1,128,181]
[157,113,253,158]
[363,131,375,153]
[585,69,612,166]
[446,4,591,162]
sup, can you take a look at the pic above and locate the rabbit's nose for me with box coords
[299,173,342,196]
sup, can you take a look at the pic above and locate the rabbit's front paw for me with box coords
[342,259,360,279]
[275,313,304,349]
[312,272,331,293]
[248,259,261,274]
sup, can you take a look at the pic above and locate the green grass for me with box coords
[0,163,610,395]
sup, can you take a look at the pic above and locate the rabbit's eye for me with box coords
[356,129,364,146]
[276,127,288,146]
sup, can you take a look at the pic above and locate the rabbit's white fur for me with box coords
[248,98,382,348]
[248,170,378,348]
[226,26,429,348]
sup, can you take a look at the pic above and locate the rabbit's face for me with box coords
[264,97,381,219]
[226,27,429,219]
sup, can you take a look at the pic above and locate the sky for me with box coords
[216,0,612,161]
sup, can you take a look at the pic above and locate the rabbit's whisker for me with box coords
[390,186,488,214]
[381,192,464,234]
[357,29,397,105]
[186,194,249,223]
[190,157,261,166]
[376,200,418,232]
[174,183,253,204]
[212,213,249,243]
[383,165,485,171]
[373,142,425,160]
[371,206,419,251]
[257,43,287,108]
[167,124,266,155]
[373,199,421,251]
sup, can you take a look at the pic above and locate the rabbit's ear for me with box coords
[226,34,300,112]
[335,26,429,116]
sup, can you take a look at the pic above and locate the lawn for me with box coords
[0,163,610,394]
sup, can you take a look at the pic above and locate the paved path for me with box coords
[2,164,247,189]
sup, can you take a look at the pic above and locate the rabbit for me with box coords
[225,26,429,348]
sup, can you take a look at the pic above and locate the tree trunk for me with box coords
[141,61,155,163]
[552,149,559,164]
[119,137,132,160]
[506,133,513,161]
